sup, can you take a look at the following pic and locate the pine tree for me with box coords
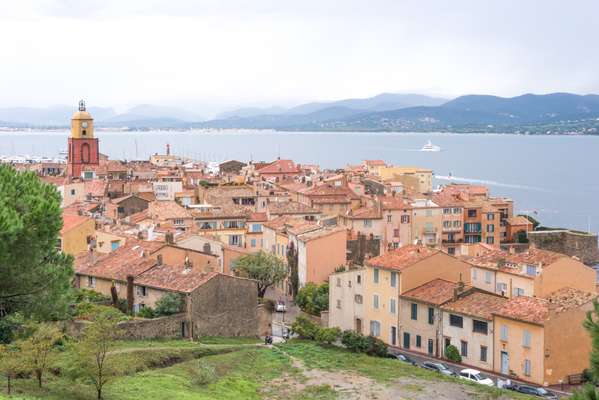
[0,165,74,320]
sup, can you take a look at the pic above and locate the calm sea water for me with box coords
[2,130,598,234]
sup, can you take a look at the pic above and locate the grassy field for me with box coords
[0,339,534,400]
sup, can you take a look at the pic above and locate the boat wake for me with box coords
[434,175,548,192]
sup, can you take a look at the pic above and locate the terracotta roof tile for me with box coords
[61,214,93,235]
[148,201,192,220]
[268,201,320,215]
[136,266,219,293]
[442,291,507,320]
[368,245,439,270]
[257,159,300,174]
[401,279,465,305]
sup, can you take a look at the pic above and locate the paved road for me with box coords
[387,347,570,398]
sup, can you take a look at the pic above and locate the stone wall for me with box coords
[256,304,272,337]
[347,236,381,264]
[529,230,599,265]
[189,274,258,337]
[62,314,187,339]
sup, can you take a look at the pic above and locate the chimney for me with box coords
[165,232,174,244]
[126,275,134,315]
[157,254,163,266]
[166,143,171,156]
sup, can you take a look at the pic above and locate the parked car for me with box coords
[505,384,558,399]
[420,361,456,376]
[275,300,286,312]
[458,368,494,387]
[385,352,417,366]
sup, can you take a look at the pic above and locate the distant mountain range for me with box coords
[2,93,599,134]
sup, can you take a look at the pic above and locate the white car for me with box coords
[458,369,494,386]
[275,300,287,312]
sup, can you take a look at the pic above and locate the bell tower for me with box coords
[67,100,99,178]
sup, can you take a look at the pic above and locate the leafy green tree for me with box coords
[234,251,287,298]
[572,385,599,400]
[573,300,599,399]
[154,293,183,316]
[77,312,122,400]
[296,283,329,315]
[0,166,74,320]
[21,322,63,388]
[445,344,462,363]
[0,343,24,395]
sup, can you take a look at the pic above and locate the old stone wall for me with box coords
[347,237,381,264]
[529,230,599,265]
[63,314,187,339]
[256,304,272,336]
[190,274,258,337]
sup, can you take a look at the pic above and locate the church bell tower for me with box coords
[67,100,99,178]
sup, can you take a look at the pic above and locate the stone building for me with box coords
[528,229,599,266]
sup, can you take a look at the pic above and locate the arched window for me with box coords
[81,143,90,163]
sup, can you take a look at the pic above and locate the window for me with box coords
[443,221,451,229]
[250,239,257,247]
[357,274,362,284]
[373,295,379,309]
[390,272,397,288]
[480,346,488,362]
[336,278,341,287]
[486,237,495,245]
[364,220,372,228]
[449,314,463,328]
[87,276,96,288]
[526,265,537,276]
[354,294,363,304]
[425,209,433,217]
[487,224,495,232]
[250,223,262,232]
[497,282,508,296]
[229,235,241,246]
[500,325,508,341]
[513,287,525,297]
[370,320,381,337]
[174,218,184,225]
[487,213,494,220]
[453,207,461,214]
[472,320,488,335]
[110,241,120,251]
[524,359,531,376]
[70,189,76,195]
[373,268,379,283]
[452,220,461,228]
[523,330,531,348]
[387,215,392,222]
[416,335,422,348]
[136,286,147,297]
[464,223,481,233]
[472,269,478,280]
[428,307,435,324]
[401,215,410,224]
[484,271,492,284]
[448,247,455,255]
[468,209,477,218]
[393,228,400,238]
[336,300,341,309]
[411,303,418,320]
[199,221,217,230]
[443,208,451,214]
[460,340,468,357]
[390,298,396,314]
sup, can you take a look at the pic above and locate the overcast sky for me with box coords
[2,0,598,116]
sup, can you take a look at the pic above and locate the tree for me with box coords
[154,293,183,316]
[0,343,24,395]
[291,315,320,340]
[21,322,63,388]
[295,283,329,315]
[445,344,462,363]
[77,312,122,400]
[0,165,74,320]
[315,327,340,345]
[573,300,599,399]
[234,251,287,298]
[286,241,299,298]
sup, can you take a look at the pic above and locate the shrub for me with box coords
[74,289,111,304]
[445,344,462,363]
[341,330,369,353]
[137,307,156,319]
[291,315,320,340]
[315,327,341,345]
[190,359,217,385]
[365,335,388,357]
[154,293,183,316]
[295,283,329,315]
[75,303,129,322]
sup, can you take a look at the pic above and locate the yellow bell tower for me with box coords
[71,99,94,138]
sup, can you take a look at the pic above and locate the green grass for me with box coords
[1,339,536,400]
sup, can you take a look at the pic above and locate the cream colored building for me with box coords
[328,268,366,333]
[376,166,433,194]
[410,199,442,247]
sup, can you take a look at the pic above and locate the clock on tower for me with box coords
[67,100,100,178]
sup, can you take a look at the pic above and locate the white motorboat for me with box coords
[421,140,441,152]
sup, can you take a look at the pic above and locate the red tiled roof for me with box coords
[467,248,566,270]
[368,245,439,270]
[84,180,107,197]
[507,216,533,226]
[148,201,192,220]
[268,201,320,215]
[135,266,219,293]
[401,279,466,305]
[256,159,300,174]
[61,214,93,235]
[248,212,268,222]
[442,291,507,320]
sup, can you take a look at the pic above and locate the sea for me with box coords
[1,130,598,234]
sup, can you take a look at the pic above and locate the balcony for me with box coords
[423,226,438,234]
[442,239,463,244]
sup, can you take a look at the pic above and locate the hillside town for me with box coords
[4,102,599,396]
